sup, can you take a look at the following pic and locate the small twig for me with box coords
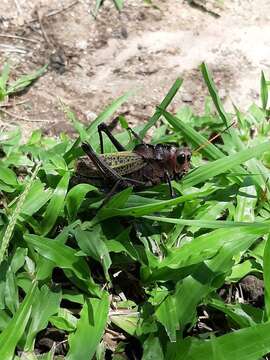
[29,0,80,23]
[37,10,53,46]
[0,108,52,123]
[14,0,22,15]
[109,310,139,316]
[0,43,28,54]
[0,120,14,129]
[0,33,39,44]
[106,328,126,340]
[46,0,80,18]
[0,100,30,108]
[54,339,68,349]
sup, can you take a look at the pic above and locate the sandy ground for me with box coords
[0,0,270,140]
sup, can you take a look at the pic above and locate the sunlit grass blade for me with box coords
[149,224,269,272]
[139,78,183,139]
[234,184,256,222]
[182,141,270,188]
[99,188,214,219]
[0,165,18,186]
[144,216,270,230]
[200,62,230,127]
[74,227,111,280]
[161,109,224,160]
[156,227,264,341]
[260,70,268,110]
[168,321,270,360]
[113,0,124,11]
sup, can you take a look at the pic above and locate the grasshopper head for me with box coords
[174,147,191,177]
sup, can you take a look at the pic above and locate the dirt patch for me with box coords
[0,0,270,139]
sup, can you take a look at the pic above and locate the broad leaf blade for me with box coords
[66,293,109,360]
[40,172,70,235]
[0,282,37,360]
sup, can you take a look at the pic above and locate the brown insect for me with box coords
[73,122,191,200]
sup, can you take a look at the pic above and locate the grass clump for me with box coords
[0,63,47,102]
[0,63,270,359]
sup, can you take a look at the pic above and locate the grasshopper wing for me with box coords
[75,151,146,178]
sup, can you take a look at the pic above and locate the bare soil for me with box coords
[0,0,270,139]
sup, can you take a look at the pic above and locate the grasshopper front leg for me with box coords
[165,171,176,198]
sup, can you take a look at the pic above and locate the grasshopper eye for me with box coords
[177,153,186,164]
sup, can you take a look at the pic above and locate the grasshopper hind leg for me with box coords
[98,122,126,154]
[97,179,122,211]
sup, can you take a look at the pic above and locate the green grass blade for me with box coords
[0,62,10,101]
[156,227,264,341]
[161,109,224,160]
[170,321,270,360]
[59,99,89,141]
[200,62,230,127]
[74,227,111,280]
[0,165,18,186]
[86,91,133,138]
[144,216,270,230]
[260,70,268,110]
[66,293,109,360]
[264,234,270,320]
[0,282,37,360]
[24,234,100,295]
[93,0,103,16]
[99,188,214,218]
[208,297,261,328]
[151,225,269,272]
[235,184,256,222]
[40,172,70,236]
[113,0,124,11]
[182,141,270,188]
[6,65,47,95]
[139,78,183,138]
[66,184,96,222]
[143,336,164,360]
[24,285,61,351]
[20,180,52,217]
[64,91,133,163]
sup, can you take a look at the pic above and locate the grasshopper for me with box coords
[73,122,191,200]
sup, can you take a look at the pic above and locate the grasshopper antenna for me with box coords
[193,121,236,155]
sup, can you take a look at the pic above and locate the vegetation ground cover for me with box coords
[0,62,270,359]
